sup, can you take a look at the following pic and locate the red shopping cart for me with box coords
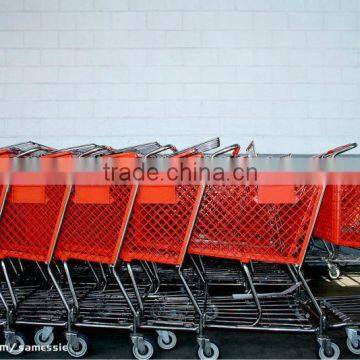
[0,143,119,356]
[311,143,360,356]
[119,138,221,358]
[184,144,340,360]
[50,142,162,359]
[190,145,324,265]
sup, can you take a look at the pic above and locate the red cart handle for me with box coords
[175,137,220,158]
[211,144,240,158]
[318,142,357,158]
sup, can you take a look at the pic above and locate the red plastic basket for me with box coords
[313,143,360,248]
[120,154,204,266]
[54,152,139,264]
[314,185,360,248]
[189,183,324,265]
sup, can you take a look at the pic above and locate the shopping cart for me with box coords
[119,138,221,359]
[307,143,360,279]
[0,142,144,356]
[308,143,360,356]
[182,144,340,359]
[44,141,162,359]
[188,141,294,290]
[0,141,60,353]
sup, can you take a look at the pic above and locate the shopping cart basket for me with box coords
[190,144,323,264]
[307,143,360,279]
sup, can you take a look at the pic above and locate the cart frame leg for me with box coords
[294,265,334,355]
[111,264,147,353]
[242,263,262,326]
[177,265,213,357]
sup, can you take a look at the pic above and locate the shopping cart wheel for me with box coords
[328,265,340,280]
[5,332,26,356]
[157,330,177,350]
[347,336,360,355]
[318,342,340,360]
[67,333,89,358]
[132,338,154,360]
[197,342,220,360]
[34,327,55,346]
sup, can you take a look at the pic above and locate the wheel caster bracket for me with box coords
[131,334,146,354]
[66,331,80,350]
[40,326,54,341]
[4,330,16,346]
[346,327,360,348]
[156,330,170,344]
[317,336,332,356]
[197,337,212,357]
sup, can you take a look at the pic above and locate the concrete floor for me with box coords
[1,267,359,359]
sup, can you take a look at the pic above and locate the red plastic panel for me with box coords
[314,185,360,247]
[120,184,202,265]
[256,185,297,204]
[74,185,111,204]
[11,186,47,204]
[189,184,323,265]
[137,186,178,204]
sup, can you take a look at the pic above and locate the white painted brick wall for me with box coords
[0,0,359,153]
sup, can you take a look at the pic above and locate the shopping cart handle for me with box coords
[80,145,112,157]
[175,137,220,158]
[48,143,100,155]
[327,142,357,157]
[211,144,240,158]
[17,145,51,158]
[318,142,358,158]
[144,144,178,158]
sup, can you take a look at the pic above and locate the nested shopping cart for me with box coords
[46,142,163,359]
[310,144,360,356]
[190,144,323,264]
[0,141,61,354]
[307,143,360,279]
[0,143,129,356]
[183,144,339,360]
[119,138,221,359]
[188,141,299,290]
